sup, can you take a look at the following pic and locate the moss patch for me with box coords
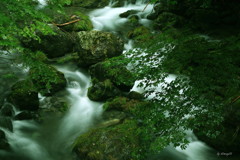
[73,119,141,160]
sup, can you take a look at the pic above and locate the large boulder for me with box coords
[30,64,66,95]
[73,119,141,160]
[22,26,77,58]
[87,79,122,101]
[89,60,136,91]
[52,11,93,32]
[8,80,39,111]
[76,31,124,67]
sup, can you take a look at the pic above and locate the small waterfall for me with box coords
[89,1,153,31]
[3,65,103,160]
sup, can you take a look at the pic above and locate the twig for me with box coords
[52,19,80,27]
[142,1,151,12]
[231,95,240,104]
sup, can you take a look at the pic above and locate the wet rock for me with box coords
[0,117,13,131]
[76,31,124,67]
[87,79,122,101]
[0,103,14,117]
[36,96,69,122]
[128,91,144,100]
[126,15,140,27]
[73,119,141,160]
[8,80,39,111]
[89,60,136,91]
[30,65,66,95]
[14,111,35,120]
[119,10,138,18]
[0,129,10,150]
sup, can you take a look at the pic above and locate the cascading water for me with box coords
[2,64,103,160]
[0,1,234,160]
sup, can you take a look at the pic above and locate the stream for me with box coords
[0,1,234,160]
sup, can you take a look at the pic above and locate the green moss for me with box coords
[56,52,79,64]
[88,79,122,101]
[8,80,39,111]
[119,10,138,18]
[127,26,152,42]
[155,12,185,29]
[103,97,147,114]
[73,119,141,160]
[90,59,136,91]
[30,64,66,95]
[73,11,93,31]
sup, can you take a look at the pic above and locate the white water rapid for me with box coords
[0,1,235,160]
[2,65,103,160]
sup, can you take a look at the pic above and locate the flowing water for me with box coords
[0,1,235,160]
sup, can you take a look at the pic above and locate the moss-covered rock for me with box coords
[39,96,69,114]
[30,65,66,95]
[127,26,152,42]
[119,10,139,18]
[22,26,77,58]
[8,80,39,111]
[76,31,124,67]
[154,12,185,29]
[88,79,122,101]
[54,11,93,32]
[102,110,127,122]
[73,119,141,160]
[126,15,140,28]
[53,52,79,64]
[89,60,136,91]
[103,96,146,114]
[128,91,144,100]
